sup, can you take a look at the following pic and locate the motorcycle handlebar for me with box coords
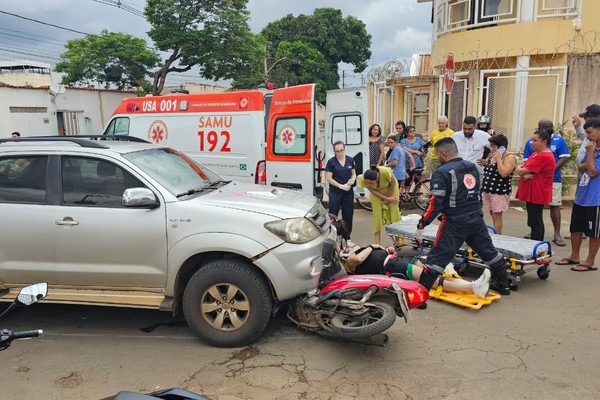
[12,329,44,339]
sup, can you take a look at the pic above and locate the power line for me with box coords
[0,31,65,47]
[0,27,66,45]
[91,0,145,18]
[0,10,90,35]
[0,41,63,58]
[0,47,62,61]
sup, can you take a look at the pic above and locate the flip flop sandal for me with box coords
[552,239,567,247]
[555,258,579,265]
[570,264,598,272]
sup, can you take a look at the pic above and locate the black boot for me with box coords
[489,259,510,295]
[490,280,510,295]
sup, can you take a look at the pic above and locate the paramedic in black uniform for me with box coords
[416,137,511,295]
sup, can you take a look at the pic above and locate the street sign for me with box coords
[444,53,455,95]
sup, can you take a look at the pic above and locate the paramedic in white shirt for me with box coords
[452,115,491,175]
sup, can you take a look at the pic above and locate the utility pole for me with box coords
[264,45,268,84]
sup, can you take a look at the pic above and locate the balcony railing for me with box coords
[435,0,580,36]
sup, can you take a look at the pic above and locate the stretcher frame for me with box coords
[385,220,553,291]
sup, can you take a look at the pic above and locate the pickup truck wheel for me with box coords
[183,259,273,348]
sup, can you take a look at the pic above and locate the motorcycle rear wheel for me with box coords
[329,301,396,339]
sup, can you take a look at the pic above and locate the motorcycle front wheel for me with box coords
[329,301,396,339]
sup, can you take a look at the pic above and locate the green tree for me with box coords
[268,41,337,103]
[55,30,160,91]
[236,8,371,100]
[145,0,265,95]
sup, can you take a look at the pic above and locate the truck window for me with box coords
[104,117,130,136]
[331,115,362,145]
[0,156,47,204]
[61,156,144,207]
[273,117,307,156]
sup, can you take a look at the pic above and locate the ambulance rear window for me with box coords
[331,114,362,145]
[273,117,307,156]
[104,117,130,136]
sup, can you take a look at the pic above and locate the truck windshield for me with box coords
[123,148,222,196]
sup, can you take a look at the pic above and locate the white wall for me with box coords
[0,86,134,137]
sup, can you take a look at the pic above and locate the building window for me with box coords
[538,0,578,18]
[481,0,511,19]
[542,0,575,11]
[448,0,471,29]
[9,106,48,113]
[436,3,446,33]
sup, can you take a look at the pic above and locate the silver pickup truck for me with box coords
[0,136,332,347]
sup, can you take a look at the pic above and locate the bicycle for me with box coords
[354,168,431,212]
[400,168,431,211]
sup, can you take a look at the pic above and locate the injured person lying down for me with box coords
[332,220,490,299]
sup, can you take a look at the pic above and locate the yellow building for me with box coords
[373,0,600,151]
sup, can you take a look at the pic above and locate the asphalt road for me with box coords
[1,205,599,400]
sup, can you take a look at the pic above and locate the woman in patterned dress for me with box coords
[481,134,516,234]
[368,124,385,167]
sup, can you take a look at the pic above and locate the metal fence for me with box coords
[481,68,566,151]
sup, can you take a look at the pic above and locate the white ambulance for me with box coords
[103,84,324,199]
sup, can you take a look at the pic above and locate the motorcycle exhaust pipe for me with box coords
[346,333,389,347]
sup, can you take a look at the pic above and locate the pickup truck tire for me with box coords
[183,259,273,348]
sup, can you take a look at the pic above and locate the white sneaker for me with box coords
[472,269,491,299]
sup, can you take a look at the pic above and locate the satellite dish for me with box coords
[49,83,66,95]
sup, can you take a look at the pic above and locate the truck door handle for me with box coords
[56,218,79,226]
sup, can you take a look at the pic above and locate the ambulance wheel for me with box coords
[356,198,372,211]
[508,276,519,291]
[537,266,550,280]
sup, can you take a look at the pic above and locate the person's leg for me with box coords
[549,182,564,244]
[370,194,383,244]
[328,190,341,220]
[489,194,509,235]
[580,205,600,267]
[403,174,412,197]
[409,259,490,297]
[374,231,381,246]
[428,158,439,177]
[550,205,564,243]
[340,192,355,234]
[466,219,510,294]
[569,232,583,261]
[527,202,545,241]
[397,179,405,213]
[491,212,503,234]
[420,219,466,290]
[561,204,584,263]
[582,238,600,267]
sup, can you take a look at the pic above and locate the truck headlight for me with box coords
[265,218,320,244]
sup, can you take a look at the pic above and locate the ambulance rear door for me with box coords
[265,84,320,198]
[324,88,370,199]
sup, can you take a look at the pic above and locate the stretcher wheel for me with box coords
[508,276,519,291]
[536,266,550,280]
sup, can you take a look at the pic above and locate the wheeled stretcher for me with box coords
[385,219,553,291]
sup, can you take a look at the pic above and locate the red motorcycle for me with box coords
[287,237,429,346]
